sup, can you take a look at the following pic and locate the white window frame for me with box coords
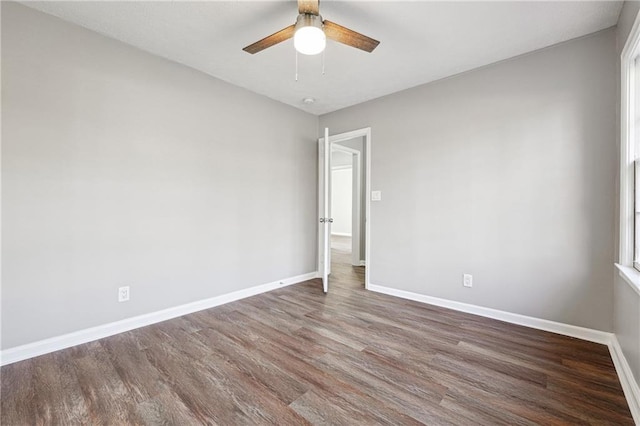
[619,11,640,284]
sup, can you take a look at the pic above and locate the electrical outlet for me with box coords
[463,274,473,288]
[118,286,130,302]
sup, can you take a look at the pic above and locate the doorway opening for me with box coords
[318,128,371,293]
[330,142,364,287]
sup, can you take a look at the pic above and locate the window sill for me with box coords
[615,263,640,297]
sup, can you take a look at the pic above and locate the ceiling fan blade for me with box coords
[298,0,319,16]
[242,24,296,54]
[323,20,380,53]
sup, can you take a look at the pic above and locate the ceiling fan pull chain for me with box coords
[322,49,325,75]
[295,50,298,82]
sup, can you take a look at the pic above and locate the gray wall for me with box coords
[321,29,617,331]
[1,3,318,349]
[615,0,640,391]
[614,276,640,386]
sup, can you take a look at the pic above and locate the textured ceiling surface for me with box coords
[22,1,622,115]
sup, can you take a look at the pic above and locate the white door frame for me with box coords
[319,127,372,289]
[332,144,362,267]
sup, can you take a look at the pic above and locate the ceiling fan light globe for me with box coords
[294,26,326,55]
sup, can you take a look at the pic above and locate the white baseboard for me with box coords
[368,283,640,421]
[610,336,640,424]
[331,232,352,237]
[367,284,612,344]
[0,272,317,366]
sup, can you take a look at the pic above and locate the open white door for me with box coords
[318,127,332,293]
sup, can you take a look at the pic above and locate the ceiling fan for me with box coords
[242,0,380,56]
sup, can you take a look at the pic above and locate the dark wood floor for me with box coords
[1,237,634,425]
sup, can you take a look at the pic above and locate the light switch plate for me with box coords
[371,190,381,201]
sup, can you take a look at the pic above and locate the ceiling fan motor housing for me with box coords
[295,13,323,31]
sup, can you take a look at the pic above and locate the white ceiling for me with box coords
[22,1,622,115]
